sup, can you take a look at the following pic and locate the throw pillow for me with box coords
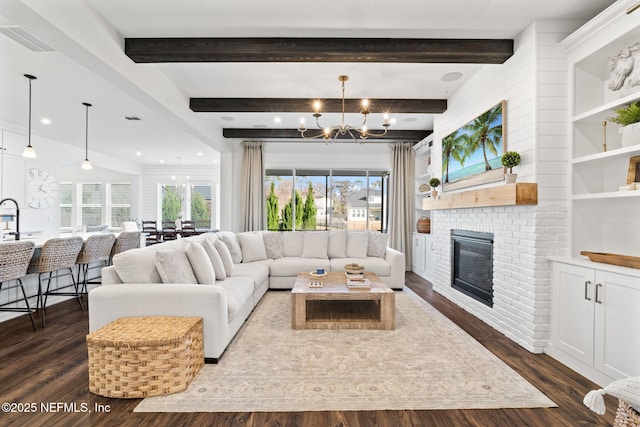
[185,241,215,284]
[328,230,347,258]
[214,239,234,277]
[302,232,329,259]
[155,249,198,284]
[584,376,640,414]
[346,231,368,258]
[217,232,243,264]
[201,240,226,281]
[367,231,389,258]
[237,232,268,263]
[113,248,162,283]
[262,231,283,259]
[282,231,304,257]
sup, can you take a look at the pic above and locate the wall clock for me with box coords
[26,168,57,209]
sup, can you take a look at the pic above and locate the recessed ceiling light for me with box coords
[197,152,203,156]
[441,72,463,82]
[136,151,142,156]
[213,160,218,164]
[404,117,418,123]
[124,116,141,121]
[40,118,51,124]
[160,159,165,164]
[221,116,235,122]
[274,116,281,124]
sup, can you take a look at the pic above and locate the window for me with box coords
[59,182,73,228]
[191,184,212,229]
[108,183,131,228]
[81,183,102,226]
[265,169,388,232]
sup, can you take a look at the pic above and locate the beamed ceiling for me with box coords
[125,37,514,142]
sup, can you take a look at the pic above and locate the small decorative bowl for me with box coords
[344,264,365,274]
[309,271,328,279]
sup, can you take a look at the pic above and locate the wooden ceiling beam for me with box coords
[125,37,513,64]
[222,128,431,141]
[190,98,446,114]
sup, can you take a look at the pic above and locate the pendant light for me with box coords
[81,102,93,170]
[22,74,37,159]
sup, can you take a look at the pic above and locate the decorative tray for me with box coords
[580,251,640,269]
[309,271,328,279]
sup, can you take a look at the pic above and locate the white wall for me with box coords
[429,21,574,353]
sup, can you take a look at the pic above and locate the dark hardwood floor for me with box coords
[0,272,616,426]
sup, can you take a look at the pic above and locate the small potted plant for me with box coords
[610,101,640,147]
[428,177,441,198]
[501,151,521,184]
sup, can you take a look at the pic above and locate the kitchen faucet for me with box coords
[0,198,20,241]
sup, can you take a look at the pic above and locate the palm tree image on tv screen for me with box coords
[442,100,506,191]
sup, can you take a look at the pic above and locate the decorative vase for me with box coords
[416,216,431,233]
[505,173,517,184]
[620,122,640,148]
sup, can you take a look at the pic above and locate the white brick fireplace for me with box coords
[430,203,566,353]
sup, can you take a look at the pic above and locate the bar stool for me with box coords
[0,241,37,330]
[76,233,116,294]
[142,220,159,246]
[28,236,84,327]
[109,231,140,264]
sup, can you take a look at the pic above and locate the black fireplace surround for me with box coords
[451,230,494,307]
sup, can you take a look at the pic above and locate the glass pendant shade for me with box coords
[23,74,37,159]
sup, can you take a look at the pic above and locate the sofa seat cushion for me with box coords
[270,257,331,277]
[330,257,391,277]
[216,277,253,322]
[233,261,271,292]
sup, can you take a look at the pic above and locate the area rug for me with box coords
[135,289,555,412]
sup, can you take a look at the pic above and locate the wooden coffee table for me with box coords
[291,271,395,330]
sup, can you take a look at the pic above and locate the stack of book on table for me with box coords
[345,271,370,288]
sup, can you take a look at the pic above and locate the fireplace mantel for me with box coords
[422,183,537,210]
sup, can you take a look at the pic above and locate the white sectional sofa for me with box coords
[89,230,405,361]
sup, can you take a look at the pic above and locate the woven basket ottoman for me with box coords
[87,316,204,398]
[615,400,640,427]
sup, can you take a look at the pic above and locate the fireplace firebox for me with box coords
[451,230,494,307]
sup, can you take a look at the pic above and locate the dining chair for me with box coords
[0,241,37,330]
[142,220,159,246]
[162,221,178,241]
[28,236,84,327]
[180,220,197,237]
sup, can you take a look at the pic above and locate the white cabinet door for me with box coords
[424,234,434,282]
[412,233,425,275]
[1,130,26,156]
[551,263,595,366]
[594,271,640,380]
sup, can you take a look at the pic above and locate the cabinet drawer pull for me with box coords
[584,281,591,301]
[595,283,603,304]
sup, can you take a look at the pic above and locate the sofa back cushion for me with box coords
[262,231,283,259]
[201,240,227,281]
[346,231,368,258]
[302,232,329,259]
[237,232,268,263]
[155,249,198,284]
[282,231,304,257]
[214,239,235,277]
[217,231,243,264]
[367,231,389,258]
[113,247,162,283]
[185,241,216,284]
[328,230,347,258]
